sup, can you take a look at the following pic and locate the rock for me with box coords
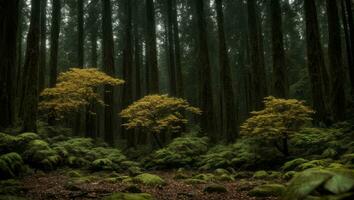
[216,174,235,182]
[203,184,228,193]
[192,173,215,181]
[67,170,82,178]
[269,171,282,179]
[184,178,207,185]
[133,173,166,186]
[234,171,252,179]
[296,160,328,171]
[248,184,286,197]
[253,171,269,179]
[281,158,308,172]
[123,185,142,193]
[103,192,154,200]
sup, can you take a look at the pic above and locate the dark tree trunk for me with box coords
[122,0,135,147]
[78,0,84,67]
[102,0,116,145]
[172,0,184,98]
[304,0,330,124]
[22,0,41,132]
[247,0,268,111]
[167,0,177,96]
[215,0,238,142]
[327,0,346,121]
[345,0,354,96]
[49,0,61,88]
[270,0,289,98]
[145,0,159,94]
[195,0,216,141]
[0,0,19,130]
[38,0,47,93]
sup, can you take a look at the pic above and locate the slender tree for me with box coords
[344,0,354,95]
[327,0,346,121]
[215,0,238,142]
[304,0,329,124]
[270,0,288,98]
[39,0,47,92]
[102,0,116,145]
[195,0,216,141]
[145,0,159,94]
[49,0,61,87]
[78,0,84,67]
[167,0,177,96]
[0,0,19,130]
[247,0,268,110]
[22,0,41,132]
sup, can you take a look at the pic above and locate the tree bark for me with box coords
[49,0,61,88]
[39,0,47,93]
[327,0,346,121]
[102,0,116,145]
[22,0,41,132]
[167,0,177,96]
[0,0,19,130]
[270,0,289,98]
[195,0,216,141]
[345,0,354,95]
[145,0,159,94]
[304,0,330,124]
[215,0,238,142]
[247,0,268,111]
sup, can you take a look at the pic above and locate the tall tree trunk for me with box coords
[86,0,99,138]
[102,0,116,145]
[167,0,177,96]
[327,0,346,121]
[39,0,47,93]
[49,0,61,88]
[270,0,289,98]
[172,0,184,98]
[215,0,238,142]
[247,0,268,110]
[122,0,135,147]
[0,0,19,130]
[345,0,354,96]
[304,0,330,124]
[22,0,41,132]
[133,0,142,101]
[341,0,354,87]
[195,0,216,141]
[145,0,159,94]
[78,0,84,67]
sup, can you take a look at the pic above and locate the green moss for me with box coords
[203,184,227,193]
[253,171,269,179]
[103,193,154,200]
[281,158,309,172]
[91,159,113,171]
[133,173,166,186]
[297,160,328,171]
[249,184,286,197]
[321,148,338,159]
[16,133,40,145]
[192,173,215,181]
[0,179,23,195]
[66,170,82,177]
[215,174,235,182]
[282,171,297,181]
[128,166,142,176]
[214,168,230,175]
[0,133,17,153]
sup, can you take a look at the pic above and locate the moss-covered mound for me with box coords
[0,153,26,179]
[145,135,208,169]
[133,173,166,186]
[104,192,154,200]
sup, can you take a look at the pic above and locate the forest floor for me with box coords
[19,170,279,200]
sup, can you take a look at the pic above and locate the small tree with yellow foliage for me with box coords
[240,97,314,156]
[39,68,124,118]
[120,95,201,147]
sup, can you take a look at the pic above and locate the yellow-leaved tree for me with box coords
[39,68,124,118]
[120,95,201,147]
[241,96,314,156]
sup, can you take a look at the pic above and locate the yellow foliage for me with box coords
[39,68,124,116]
[120,95,201,134]
[240,96,315,139]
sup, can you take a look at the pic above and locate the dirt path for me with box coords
[20,171,279,200]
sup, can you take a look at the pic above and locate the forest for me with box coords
[1,0,354,199]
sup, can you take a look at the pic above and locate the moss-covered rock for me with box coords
[248,184,286,197]
[66,170,82,178]
[253,171,269,179]
[103,193,154,200]
[234,171,252,179]
[203,184,227,193]
[128,166,143,176]
[214,168,230,176]
[281,158,309,172]
[296,160,329,171]
[282,171,297,181]
[215,174,235,182]
[269,171,282,179]
[133,173,166,186]
[91,159,113,171]
[192,173,215,181]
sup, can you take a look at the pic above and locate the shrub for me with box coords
[241,97,314,157]
[145,135,208,169]
[0,153,25,179]
[120,95,201,147]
